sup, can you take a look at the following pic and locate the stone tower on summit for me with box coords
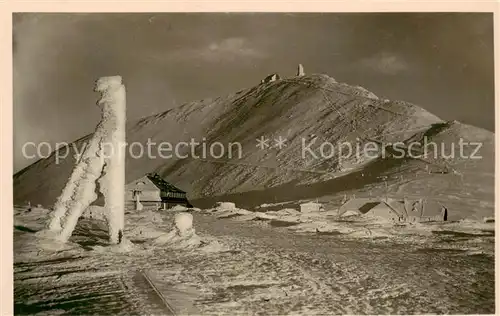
[297,64,305,77]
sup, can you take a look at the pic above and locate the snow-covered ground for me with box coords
[14,205,494,315]
[205,203,494,254]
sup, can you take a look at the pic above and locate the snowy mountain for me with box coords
[13,74,494,220]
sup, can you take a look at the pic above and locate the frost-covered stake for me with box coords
[48,76,126,244]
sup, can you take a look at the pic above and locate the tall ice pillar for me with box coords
[47,76,126,244]
[95,76,126,244]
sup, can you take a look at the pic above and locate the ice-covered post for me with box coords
[135,193,143,211]
[49,159,88,231]
[48,76,126,244]
[95,76,126,244]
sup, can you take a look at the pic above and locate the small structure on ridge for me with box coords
[261,73,281,84]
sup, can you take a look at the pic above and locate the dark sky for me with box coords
[13,13,494,172]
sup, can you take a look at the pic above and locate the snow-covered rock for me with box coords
[268,208,300,216]
[215,208,252,219]
[300,202,323,213]
[169,205,189,212]
[254,212,278,220]
[151,212,200,249]
[175,212,194,236]
[153,225,201,250]
[214,202,236,210]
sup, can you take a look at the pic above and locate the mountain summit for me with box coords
[14,74,494,220]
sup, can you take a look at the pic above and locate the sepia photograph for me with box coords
[11,10,495,315]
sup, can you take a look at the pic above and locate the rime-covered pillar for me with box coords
[48,116,105,236]
[58,154,103,241]
[95,76,126,244]
[48,162,86,231]
[49,76,126,244]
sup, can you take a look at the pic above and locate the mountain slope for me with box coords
[14,74,494,220]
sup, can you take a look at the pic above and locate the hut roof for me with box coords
[146,173,186,194]
[385,199,407,217]
[338,198,380,215]
[338,198,406,217]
